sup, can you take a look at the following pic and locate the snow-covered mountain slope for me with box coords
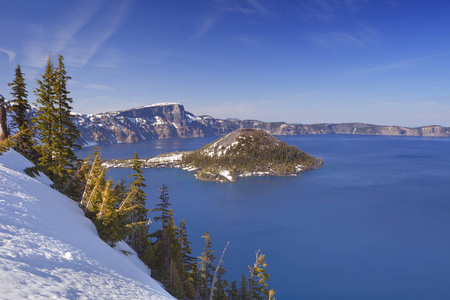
[72,103,237,146]
[0,150,174,299]
[7,102,450,147]
[71,103,450,146]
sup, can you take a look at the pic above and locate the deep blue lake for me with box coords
[77,135,450,299]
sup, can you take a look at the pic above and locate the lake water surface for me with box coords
[77,135,450,299]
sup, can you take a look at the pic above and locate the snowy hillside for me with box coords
[0,150,174,299]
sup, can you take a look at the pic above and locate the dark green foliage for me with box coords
[179,219,196,272]
[8,64,30,130]
[239,273,249,300]
[94,178,124,243]
[127,152,149,254]
[76,150,138,245]
[8,65,37,162]
[52,54,81,188]
[182,129,323,180]
[198,231,216,299]
[248,251,274,300]
[33,54,56,178]
[227,280,239,300]
[144,187,197,299]
[151,184,171,230]
[212,266,229,300]
[32,54,80,188]
[62,157,91,202]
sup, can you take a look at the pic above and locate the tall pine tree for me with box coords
[33,54,56,177]
[8,64,30,130]
[151,184,171,230]
[248,250,274,300]
[239,273,249,300]
[198,231,216,299]
[8,64,36,161]
[127,152,149,254]
[227,280,239,300]
[52,54,80,187]
[33,53,80,188]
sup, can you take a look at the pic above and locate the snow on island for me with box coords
[104,128,323,182]
[0,150,174,299]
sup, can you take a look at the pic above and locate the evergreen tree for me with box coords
[8,64,30,130]
[190,260,202,299]
[198,231,216,299]
[248,250,273,300]
[239,273,248,300]
[127,152,149,254]
[178,219,197,299]
[227,280,239,300]
[62,156,91,202]
[33,53,80,188]
[8,64,36,161]
[151,184,171,230]
[164,209,186,298]
[80,148,104,213]
[212,266,228,300]
[52,54,80,187]
[95,178,124,243]
[33,54,57,178]
[179,219,195,271]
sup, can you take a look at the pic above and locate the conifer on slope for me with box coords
[8,64,36,161]
[127,152,149,254]
[33,54,57,178]
[198,231,216,299]
[33,54,80,187]
[52,54,80,187]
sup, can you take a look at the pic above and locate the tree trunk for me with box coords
[0,98,8,141]
[209,242,229,300]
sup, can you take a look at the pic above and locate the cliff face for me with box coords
[73,103,223,145]
[68,103,450,146]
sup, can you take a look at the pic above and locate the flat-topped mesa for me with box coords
[181,128,324,182]
[108,103,185,124]
[74,103,220,145]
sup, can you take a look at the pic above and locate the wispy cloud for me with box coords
[309,24,377,49]
[193,0,270,39]
[215,0,271,16]
[298,0,369,21]
[23,0,134,69]
[192,15,220,39]
[0,47,16,62]
[24,0,104,68]
[353,54,442,75]
[64,0,135,68]
[71,80,116,91]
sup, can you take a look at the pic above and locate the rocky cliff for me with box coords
[69,103,450,146]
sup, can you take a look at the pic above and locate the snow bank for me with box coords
[0,150,173,299]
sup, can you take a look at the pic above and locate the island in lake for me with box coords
[103,128,324,182]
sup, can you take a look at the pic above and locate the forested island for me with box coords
[104,128,324,182]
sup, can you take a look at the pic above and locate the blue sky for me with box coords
[1,0,449,126]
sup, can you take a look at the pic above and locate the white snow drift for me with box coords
[0,150,174,299]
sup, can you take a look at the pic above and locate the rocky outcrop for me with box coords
[66,103,450,145]
[73,103,223,145]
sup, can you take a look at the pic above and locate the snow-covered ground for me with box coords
[0,150,174,299]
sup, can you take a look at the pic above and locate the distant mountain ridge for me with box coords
[68,103,450,146]
[11,102,447,146]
